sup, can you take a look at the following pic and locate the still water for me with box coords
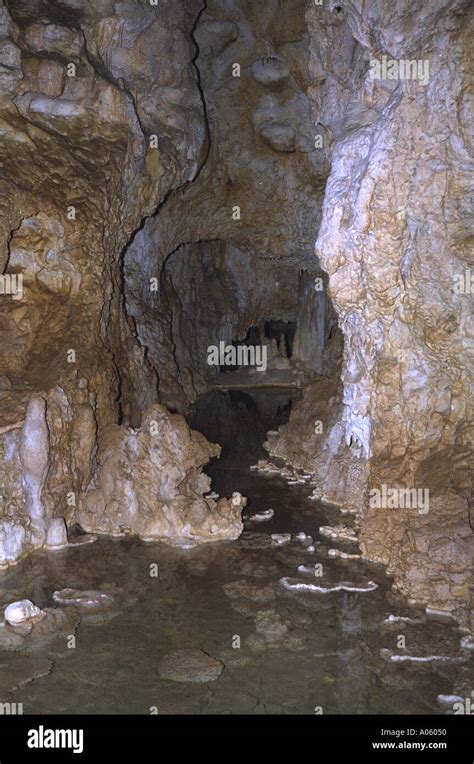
[0,391,471,714]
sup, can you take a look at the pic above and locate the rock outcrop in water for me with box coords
[77,404,246,544]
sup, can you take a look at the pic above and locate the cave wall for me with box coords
[270,0,473,629]
[1,0,325,564]
[123,0,328,415]
[292,270,340,374]
[0,0,225,563]
[0,0,206,419]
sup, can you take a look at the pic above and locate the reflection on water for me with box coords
[0,391,471,714]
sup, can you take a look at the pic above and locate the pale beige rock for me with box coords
[45,517,68,549]
[4,599,45,626]
[76,404,245,544]
[268,0,474,630]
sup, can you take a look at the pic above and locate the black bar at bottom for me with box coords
[0,714,472,759]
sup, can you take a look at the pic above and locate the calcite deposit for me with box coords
[4,599,45,626]
[267,0,474,630]
[0,0,247,555]
[0,0,471,636]
[76,403,246,544]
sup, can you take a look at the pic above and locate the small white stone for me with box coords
[328,548,361,560]
[4,599,46,626]
[231,491,244,507]
[53,589,114,609]
[460,635,474,651]
[248,509,274,522]
[425,607,455,622]
[437,694,463,705]
[271,533,291,545]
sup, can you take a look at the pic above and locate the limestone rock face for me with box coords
[0,0,205,423]
[0,522,26,569]
[0,0,223,562]
[45,516,68,549]
[19,396,49,545]
[76,404,245,544]
[127,240,317,411]
[123,0,329,413]
[0,383,98,566]
[269,0,473,629]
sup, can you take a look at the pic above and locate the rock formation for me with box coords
[0,0,247,558]
[77,403,246,544]
[268,0,473,630]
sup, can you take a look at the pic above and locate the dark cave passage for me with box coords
[188,388,296,458]
[123,236,343,418]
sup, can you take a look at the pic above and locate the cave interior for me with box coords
[0,0,472,714]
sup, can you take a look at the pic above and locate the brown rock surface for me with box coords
[0,0,245,561]
[268,0,473,629]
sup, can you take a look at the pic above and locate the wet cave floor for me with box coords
[0,391,472,715]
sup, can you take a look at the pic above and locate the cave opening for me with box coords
[128,235,344,463]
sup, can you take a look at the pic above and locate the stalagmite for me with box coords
[19,397,50,547]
